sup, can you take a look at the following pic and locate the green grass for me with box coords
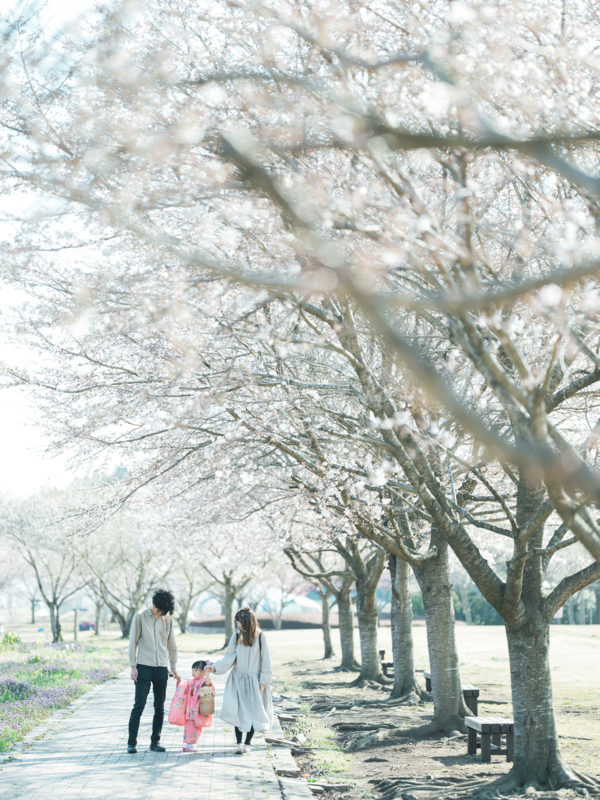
[0,635,126,752]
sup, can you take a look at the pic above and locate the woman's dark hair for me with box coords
[192,660,208,670]
[234,607,260,647]
[152,588,175,616]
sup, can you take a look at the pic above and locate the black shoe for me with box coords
[150,743,166,752]
[127,745,137,754]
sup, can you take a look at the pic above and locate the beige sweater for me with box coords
[128,608,178,671]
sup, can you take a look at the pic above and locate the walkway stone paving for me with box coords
[0,664,312,800]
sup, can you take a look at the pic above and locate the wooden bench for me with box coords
[378,649,394,677]
[423,670,480,714]
[465,715,514,762]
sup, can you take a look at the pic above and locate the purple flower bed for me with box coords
[0,641,125,751]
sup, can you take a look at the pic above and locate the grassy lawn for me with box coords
[0,628,127,752]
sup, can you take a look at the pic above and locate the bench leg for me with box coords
[467,727,478,756]
[464,694,478,714]
[506,731,514,762]
[425,676,432,692]
[481,732,491,763]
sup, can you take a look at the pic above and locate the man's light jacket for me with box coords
[128,608,178,672]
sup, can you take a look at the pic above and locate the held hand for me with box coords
[130,666,138,682]
[172,671,181,682]
[259,683,265,692]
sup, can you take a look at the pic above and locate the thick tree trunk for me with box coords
[497,469,578,788]
[388,555,419,699]
[504,619,573,786]
[414,533,467,733]
[337,591,357,670]
[320,590,334,659]
[355,579,383,682]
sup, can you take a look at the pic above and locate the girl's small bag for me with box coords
[168,681,187,726]
[197,686,215,715]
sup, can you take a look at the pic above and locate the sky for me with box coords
[0,279,72,497]
[0,385,71,497]
[1,0,92,497]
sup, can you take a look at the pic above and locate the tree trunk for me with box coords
[49,602,62,643]
[575,591,586,624]
[497,467,577,788]
[593,583,600,625]
[413,533,467,733]
[355,578,383,682]
[176,590,191,634]
[222,579,235,647]
[456,582,473,625]
[504,618,573,786]
[566,597,575,625]
[388,555,419,699]
[30,597,36,625]
[94,599,102,635]
[337,590,357,670]
[273,610,283,630]
[111,606,135,638]
[320,589,334,659]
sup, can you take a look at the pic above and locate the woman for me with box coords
[211,607,273,752]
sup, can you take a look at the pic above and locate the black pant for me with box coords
[128,665,169,747]
[235,726,254,745]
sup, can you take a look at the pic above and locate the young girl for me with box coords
[210,607,273,753]
[181,659,215,752]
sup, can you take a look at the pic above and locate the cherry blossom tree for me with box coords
[1,490,89,642]
[3,0,600,791]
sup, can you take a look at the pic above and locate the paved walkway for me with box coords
[0,667,308,800]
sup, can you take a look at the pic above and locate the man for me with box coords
[127,588,181,753]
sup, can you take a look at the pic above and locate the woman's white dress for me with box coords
[212,631,274,732]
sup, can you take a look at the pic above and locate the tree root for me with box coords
[341,718,466,751]
[343,689,426,709]
[386,687,428,705]
[371,774,490,800]
[467,765,600,798]
[334,662,361,672]
[349,674,392,688]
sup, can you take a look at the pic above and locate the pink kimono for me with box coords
[182,677,214,746]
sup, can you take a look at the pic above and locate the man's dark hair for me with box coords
[192,660,208,670]
[152,588,175,616]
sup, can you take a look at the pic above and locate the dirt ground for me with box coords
[4,616,598,798]
[271,625,600,800]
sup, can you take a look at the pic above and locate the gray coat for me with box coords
[213,631,273,732]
